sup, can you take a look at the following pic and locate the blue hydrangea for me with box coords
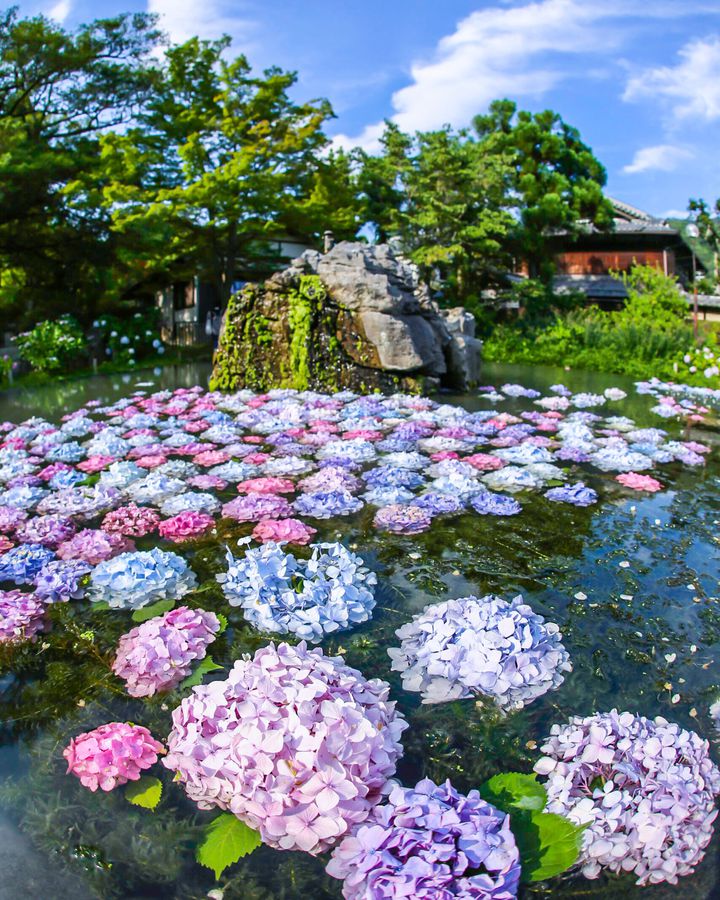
[33,559,91,602]
[544,481,598,507]
[470,492,522,516]
[88,548,197,609]
[218,541,376,641]
[0,544,57,584]
[293,490,363,519]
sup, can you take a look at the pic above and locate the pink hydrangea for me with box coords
[57,528,134,564]
[63,722,165,792]
[251,518,317,545]
[102,504,160,537]
[0,589,47,643]
[615,472,663,492]
[236,476,295,494]
[135,454,168,469]
[164,642,407,854]
[77,454,115,474]
[192,450,230,467]
[0,536,13,552]
[112,606,220,697]
[464,453,506,471]
[188,474,227,490]
[158,510,215,542]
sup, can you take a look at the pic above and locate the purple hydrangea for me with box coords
[327,778,521,899]
[33,559,91,603]
[389,594,571,709]
[544,481,598,507]
[534,710,720,885]
[112,605,221,697]
[373,504,432,534]
[163,641,407,854]
[0,505,28,534]
[411,492,465,516]
[470,492,522,516]
[15,514,77,548]
[0,589,47,642]
[222,493,293,522]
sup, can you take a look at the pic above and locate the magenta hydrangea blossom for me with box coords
[251,517,317,544]
[63,722,165,792]
[158,510,215,542]
[534,710,720,886]
[327,778,521,899]
[163,641,407,854]
[112,605,221,697]
[0,589,47,643]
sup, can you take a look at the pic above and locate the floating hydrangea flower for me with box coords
[237,476,295,494]
[373,503,432,534]
[544,482,598,506]
[56,528,133,565]
[615,472,663,492]
[218,541,376,641]
[88,548,198,609]
[64,722,165,792]
[252,518,317,545]
[0,543,56,584]
[222,492,293,522]
[112,606,220,697]
[470,491,522,516]
[15,514,76,548]
[534,710,720,886]
[0,589,47,642]
[163,642,406,853]
[294,490,363,519]
[33,559,91,603]
[327,778,521,899]
[158,510,214,542]
[389,594,571,709]
[0,505,28,534]
[411,491,464,517]
[102,503,161,537]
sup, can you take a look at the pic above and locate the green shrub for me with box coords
[14,315,86,373]
[93,310,164,366]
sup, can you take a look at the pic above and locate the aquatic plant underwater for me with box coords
[0,375,719,898]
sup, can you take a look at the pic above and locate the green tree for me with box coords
[688,197,720,285]
[0,7,162,326]
[473,100,613,280]
[104,37,339,304]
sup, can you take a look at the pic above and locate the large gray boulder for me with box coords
[211,241,481,394]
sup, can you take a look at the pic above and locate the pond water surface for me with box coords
[0,361,718,900]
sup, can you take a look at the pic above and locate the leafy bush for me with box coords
[0,354,13,387]
[14,316,86,373]
[93,310,164,366]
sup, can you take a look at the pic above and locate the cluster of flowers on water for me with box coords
[64,722,164,791]
[534,710,720,885]
[327,778,521,899]
[389,594,571,709]
[88,548,197,609]
[0,588,47,642]
[218,541,376,642]
[163,641,407,853]
[112,606,221,697]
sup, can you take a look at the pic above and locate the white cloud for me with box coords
[47,0,71,23]
[622,144,693,174]
[147,0,255,46]
[623,36,720,121]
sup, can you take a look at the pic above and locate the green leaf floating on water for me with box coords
[179,655,223,690]
[196,813,262,879]
[131,598,175,623]
[125,775,162,810]
[479,772,584,881]
[479,772,547,812]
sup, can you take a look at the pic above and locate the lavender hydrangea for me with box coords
[15,514,76,548]
[218,541,376,641]
[534,710,720,886]
[0,589,47,642]
[544,482,598,507]
[389,594,571,709]
[112,605,220,697]
[293,490,363,519]
[327,778,521,899]
[88,548,198,609]
[373,503,432,534]
[163,641,407,853]
[33,559,91,603]
[470,492,522,516]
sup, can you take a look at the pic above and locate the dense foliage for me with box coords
[0,8,610,329]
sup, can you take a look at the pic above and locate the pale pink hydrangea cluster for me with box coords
[102,503,160,537]
[251,517,317,545]
[63,722,165,791]
[615,472,663,492]
[57,528,134,564]
[534,710,720,886]
[112,605,221,697]
[163,641,407,853]
[158,510,215,542]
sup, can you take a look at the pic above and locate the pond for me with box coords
[0,361,718,900]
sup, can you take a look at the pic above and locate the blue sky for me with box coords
[16,0,720,217]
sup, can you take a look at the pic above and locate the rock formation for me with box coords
[210,241,481,394]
